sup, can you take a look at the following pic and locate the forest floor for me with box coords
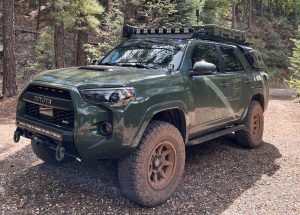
[0,93,300,214]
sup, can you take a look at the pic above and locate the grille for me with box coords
[26,85,72,100]
[25,102,74,128]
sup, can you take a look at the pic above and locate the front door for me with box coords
[188,43,234,136]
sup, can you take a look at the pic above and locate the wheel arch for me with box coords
[152,108,187,143]
[251,93,265,111]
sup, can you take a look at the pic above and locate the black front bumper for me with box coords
[16,116,79,157]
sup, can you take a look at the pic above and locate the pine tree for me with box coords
[2,0,17,97]
[52,0,66,68]
[63,0,103,66]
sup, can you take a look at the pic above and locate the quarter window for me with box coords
[220,46,242,72]
[191,44,219,71]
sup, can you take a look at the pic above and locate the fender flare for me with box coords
[129,100,190,147]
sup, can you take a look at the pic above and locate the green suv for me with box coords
[14,25,269,207]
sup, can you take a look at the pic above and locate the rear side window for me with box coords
[220,46,242,72]
[191,44,220,71]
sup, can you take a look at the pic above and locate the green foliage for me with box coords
[285,78,300,97]
[289,27,300,79]
[138,0,178,27]
[61,0,104,32]
[174,0,205,26]
[35,27,55,70]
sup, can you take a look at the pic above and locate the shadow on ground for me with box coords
[0,137,281,214]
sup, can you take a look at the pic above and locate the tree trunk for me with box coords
[260,0,264,17]
[54,21,65,68]
[106,0,113,22]
[231,3,236,29]
[52,0,65,68]
[248,0,253,31]
[2,0,17,97]
[76,30,88,66]
[35,0,42,40]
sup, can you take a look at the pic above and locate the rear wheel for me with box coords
[118,120,185,207]
[236,101,264,148]
[31,140,73,165]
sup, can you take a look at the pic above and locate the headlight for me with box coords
[80,87,136,107]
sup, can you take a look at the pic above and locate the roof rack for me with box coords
[122,24,250,46]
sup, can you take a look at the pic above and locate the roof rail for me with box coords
[122,25,249,46]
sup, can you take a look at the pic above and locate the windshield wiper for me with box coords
[115,63,151,69]
[98,62,115,66]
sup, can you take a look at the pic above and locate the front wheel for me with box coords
[236,101,264,148]
[118,120,185,207]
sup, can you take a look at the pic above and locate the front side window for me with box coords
[191,44,219,71]
[101,39,187,71]
[220,46,242,72]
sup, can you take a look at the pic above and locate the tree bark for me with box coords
[76,30,88,66]
[231,3,236,29]
[2,0,17,97]
[106,0,113,22]
[35,0,42,40]
[52,0,65,68]
[248,0,253,31]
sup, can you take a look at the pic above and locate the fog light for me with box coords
[99,121,113,136]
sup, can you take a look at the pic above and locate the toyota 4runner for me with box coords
[14,25,269,207]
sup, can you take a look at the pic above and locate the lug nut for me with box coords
[99,121,113,136]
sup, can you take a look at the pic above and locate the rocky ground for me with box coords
[0,93,299,215]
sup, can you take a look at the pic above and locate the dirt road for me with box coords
[0,97,299,215]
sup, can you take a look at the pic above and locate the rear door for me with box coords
[217,45,252,119]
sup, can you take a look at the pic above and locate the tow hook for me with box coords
[55,144,66,162]
[13,129,21,143]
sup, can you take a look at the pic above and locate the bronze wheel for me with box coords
[147,141,177,190]
[252,113,261,138]
[118,120,185,207]
[236,100,264,148]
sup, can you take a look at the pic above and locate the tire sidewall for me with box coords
[248,102,264,146]
[136,127,185,202]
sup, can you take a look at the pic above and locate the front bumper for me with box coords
[15,82,142,160]
[15,116,79,157]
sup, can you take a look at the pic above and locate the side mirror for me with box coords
[190,61,217,76]
[91,59,98,65]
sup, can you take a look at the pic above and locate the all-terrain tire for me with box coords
[236,100,264,148]
[118,120,185,207]
[31,140,73,165]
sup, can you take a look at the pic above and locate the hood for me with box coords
[33,65,166,89]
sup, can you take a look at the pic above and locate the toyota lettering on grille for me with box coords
[33,96,52,105]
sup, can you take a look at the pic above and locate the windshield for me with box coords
[100,39,187,70]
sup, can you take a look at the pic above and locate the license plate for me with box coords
[39,106,53,117]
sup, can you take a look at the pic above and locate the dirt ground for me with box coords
[0,95,299,215]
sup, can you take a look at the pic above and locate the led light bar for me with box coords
[150,28,156,34]
[136,28,141,34]
[174,27,181,34]
[143,28,148,34]
[183,27,190,34]
[158,28,164,34]
[166,27,172,34]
